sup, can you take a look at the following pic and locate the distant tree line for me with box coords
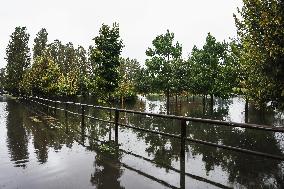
[3,23,140,102]
[1,0,283,108]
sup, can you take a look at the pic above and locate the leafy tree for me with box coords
[171,59,190,98]
[33,28,48,59]
[47,40,66,74]
[46,41,87,96]
[116,57,140,100]
[57,71,79,96]
[0,68,5,90]
[134,67,152,95]
[234,0,284,107]
[189,33,235,105]
[76,46,91,95]
[20,52,60,96]
[5,26,31,95]
[145,30,182,112]
[90,23,124,100]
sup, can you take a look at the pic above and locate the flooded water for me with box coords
[0,95,283,189]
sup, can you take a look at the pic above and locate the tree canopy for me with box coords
[5,26,31,95]
[234,0,284,106]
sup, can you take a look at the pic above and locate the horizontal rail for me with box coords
[121,162,179,189]
[20,100,232,188]
[21,96,284,132]
[120,149,232,189]
[20,96,284,161]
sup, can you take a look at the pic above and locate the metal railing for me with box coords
[19,95,284,188]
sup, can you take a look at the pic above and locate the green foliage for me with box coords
[234,0,284,106]
[33,28,48,59]
[76,46,90,95]
[57,71,79,96]
[188,33,237,98]
[115,57,140,100]
[90,23,124,99]
[5,26,31,95]
[134,68,152,95]
[0,68,5,90]
[20,53,60,96]
[145,30,182,96]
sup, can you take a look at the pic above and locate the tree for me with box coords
[189,33,235,106]
[116,57,140,101]
[234,0,284,107]
[5,26,31,95]
[76,46,91,95]
[134,67,152,95]
[20,52,60,96]
[33,28,48,59]
[145,30,182,113]
[0,68,5,91]
[90,23,124,100]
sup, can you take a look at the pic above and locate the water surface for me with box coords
[0,95,283,188]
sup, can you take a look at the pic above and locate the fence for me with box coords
[19,96,284,189]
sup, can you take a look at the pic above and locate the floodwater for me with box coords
[0,95,283,189]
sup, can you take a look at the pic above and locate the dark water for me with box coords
[0,95,283,189]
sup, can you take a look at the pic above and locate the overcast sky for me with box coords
[0,0,243,68]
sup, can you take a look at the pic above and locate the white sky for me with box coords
[0,0,243,68]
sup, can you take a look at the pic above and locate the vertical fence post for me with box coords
[180,119,186,189]
[115,109,119,144]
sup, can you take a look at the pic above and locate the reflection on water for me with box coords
[6,101,29,168]
[0,95,283,189]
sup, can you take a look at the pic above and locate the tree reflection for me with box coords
[21,101,76,163]
[188,103,284,188]
[89,141,124,189]
[125,96,284,188]
[6,100,29,168]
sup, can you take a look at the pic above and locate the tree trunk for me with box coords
[245,98,248,123]
[166,89,170,115]
[210,94,214,107]
[202,95,206,114]
[210,94,214,115]
[186,93,189,102]
[175,94,178,104]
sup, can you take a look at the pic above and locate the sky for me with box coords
[0,0,243,68]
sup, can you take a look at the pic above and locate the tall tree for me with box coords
[33,28,48,59]
[76,46,90,95]
[90,23,124,100]
[5,26,31,95]
[20,52,60,96]
[116,57,141,101]
[189,33,234,106]
[145,30,182,113]
[0,68,5,91]
[234,0,284,107]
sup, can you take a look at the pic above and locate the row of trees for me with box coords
[138,0,284,108]
[3,24,140,101]
[1,0,283,108]
[139,31,239,110]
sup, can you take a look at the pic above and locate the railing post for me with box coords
[180,119,186,189]
[115,109,119,144]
